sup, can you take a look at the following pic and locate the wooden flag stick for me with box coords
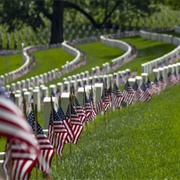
[69,92,72,157]
[31,103,38,180]
[57,95,63,163]
[50,97,58,168]
[91,86,96,131]
[103,88,106,128]
[83,87,88,135]
[22,94,27,119]
[58,96,61,108]
[9,140,13,180]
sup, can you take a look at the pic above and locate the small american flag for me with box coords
[167,72,177,86]
[27,110,54,174]
[146,78,153,95]
[132,81,142,103]
[152,77,160,95]
[48,108,68,156]
[74,96,86,124]
[57,107,74,145]
[122,81,135,105]
[66,104,83,144]
[84,92,96,121]
[102,89,111,112]
[139,83,152,102]
[96,97,104,114]
[112,83,124,108]
[89,90,97,118]
[0,94,39,180]
[159,75,166,91]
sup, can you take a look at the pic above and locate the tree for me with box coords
[0,0,159,44]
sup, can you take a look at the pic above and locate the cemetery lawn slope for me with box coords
[49,84,180,180]
[45,41,124,85]
[114,36,176,74]
[9,48,74,83]
[0,54,22,75]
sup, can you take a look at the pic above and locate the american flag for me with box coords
[167,72,177,86]
[146,78,153,95]
[66,104,83,144]
[132,81,142,103]
[51,91,56,97]
[57,106,74,144]
[112,83,124,108]
[95,96,104,114]
[159,75,166,91]
[139,83,152,102]
[74,96,86,124]
[122,81,135,105]
[84,92,96,121]
[88,89,97,118]
[27,110,54,174]
[3,140,38,180]
[0,95,39,180]
[102,88,111,112]
[48,108,68,156]
[151,77,160,95]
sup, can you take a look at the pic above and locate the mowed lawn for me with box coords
[113,36,177,74]
[46,83,179,180]
[8,48,74,83]
[0,54,22,75]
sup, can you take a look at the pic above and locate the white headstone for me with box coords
[15,94,22,106]
[141,73,148,83]
[11,83,16,92]
[64,81,70,92]
[43,97,58,129]
[76,87,85,106]
[35,76,39,86]
[94,83,103,106]
[128,78,136,87]
[153,69,160,80]
[42,86,49,97]
[135,76,143,87]
[61,92,70,113]
[49,84,57,96]
[57,82,63,94]
[33,89,41,112]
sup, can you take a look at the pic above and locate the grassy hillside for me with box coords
[46,83,179,180]
[0,54,22,75]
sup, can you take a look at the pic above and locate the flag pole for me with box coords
[22,94,27,119]
[50,96,58,168]
[83,87,88,135]
[57,95,63,163]
[31,102,38,180]
[91,86,96,131]
[103,87,106,128]
[109,81,113,119]
[69,91,72,157]
[8,140,13,180]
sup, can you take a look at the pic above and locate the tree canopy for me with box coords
[0,0,160,44]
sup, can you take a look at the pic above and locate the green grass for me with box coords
[111,36,176,75]
[44,41,124,85]
[8,48,74,83]
[0,54,22,75]
[45,83,179,180]
[24,83,180,180]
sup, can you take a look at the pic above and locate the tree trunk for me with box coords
[50,0,64,44]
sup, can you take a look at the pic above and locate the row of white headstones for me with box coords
[0,30,180,164]
[2,30,180,126]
